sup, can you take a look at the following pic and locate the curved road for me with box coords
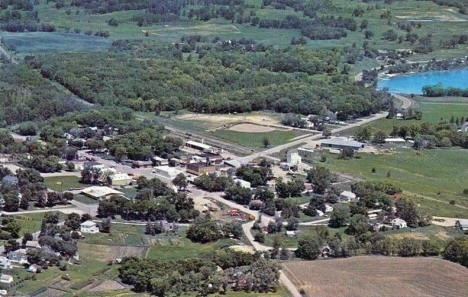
[391,93,413,109]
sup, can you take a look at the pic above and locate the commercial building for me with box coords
[321,137,365,151]
[81,186,123,200]
[186,163,216,176]
[153,166,184,182]
[186,140,212,152]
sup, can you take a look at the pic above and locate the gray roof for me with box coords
[322,138,364,148]
[457,219,468,226]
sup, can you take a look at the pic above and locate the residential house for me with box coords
[25,241,41,250]
[0,274,13,288]
[391,218,407,229]
[0,257,11,269]
[80,221,99,234]
[84,161,105,171]
[340,191,358,202]
[233,178,251,189]
[27,264,41,273]
[109,173,132,186]
[152,156,169,166]
[7,249,28,264]
[455,219,468,231]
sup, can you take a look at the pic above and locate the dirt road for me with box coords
[391,93,414,109]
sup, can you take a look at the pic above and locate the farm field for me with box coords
[44,175,84,191]
[322,148,468,217]
[2,32,111,55]
[283,256,468,297]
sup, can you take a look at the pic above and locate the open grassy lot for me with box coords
[283,256,468,297]
[321,148,468,217]
[44,175,84,191]
[418,102,468,124]
[211,129,304,149]
[81,224,150,246]
[9,213,47,236]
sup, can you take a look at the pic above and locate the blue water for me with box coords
[377,68,468,94]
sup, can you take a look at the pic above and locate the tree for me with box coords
[329,204,350,228]
[172,173,187,191]
[295,236,321,260]
[100,219,111,233]
[443,237,468,268]
[65,213,81,231]
[250,258,280,292]
[254,232,265,243]
[263,136,270,148]
[307,166,332,194]
[224,183,252,205]
[186,216,223,243]
[4,220,21,238]
[355,127,371,142]
[346,214,369,235]
[372,130,387,144]
[395,198,420,227]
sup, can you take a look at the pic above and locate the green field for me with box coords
[321,148,468,217]
[82,224,150,246]
[211,129,304,149]
[10,213,48,236]
[44,175,84,191]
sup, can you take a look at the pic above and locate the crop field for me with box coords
[283,256,468,297]
[2,32,111,54]
[322,148,468,217]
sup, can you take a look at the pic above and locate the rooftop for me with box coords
[81,186,123,198]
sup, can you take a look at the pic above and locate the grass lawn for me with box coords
[82,224,150,246]
[321,148,468,217]
[382,224,465,242]
[211,129,304,149]
[44,175,84,191]
[419,102,468,124]
[146,233,236,261]
[11,213,45,236]
[73,194,99,205]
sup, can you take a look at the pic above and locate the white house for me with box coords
[109,173,132,186]
[324,203,334,213]
[80,221,99,234]
[455,219,468,231]
[340,191,358,202]
[7,249,28,264]
[0,257,11,270]
[287,150,302,167]
[233,178,251,189]
[0,274,13,287]
[391,218,407,229]
[25,241,41,250]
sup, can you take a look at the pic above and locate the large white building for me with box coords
[153,166,184,183]
[287,150,302,167]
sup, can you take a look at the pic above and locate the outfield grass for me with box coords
[321,148,468,217]
[211,129,303,149]
[44,175,84,191]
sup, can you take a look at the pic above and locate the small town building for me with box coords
[84,161,105,171]
[233,178,251,189]
[0,257,11,270]
[285,231,296,237]
[186,140,212,152]
[80,221,99,233]
[385,137,406,144]
[324,203,333,213]
[287,150,302,167]
[25,241,41,250]
[152,156,169,166]
[81,186,123,200]
[186,163,216,176]
[321,137,365,151]
[7,249,28,264]
[153,166,184,182]
[340,191,358,202]
[0,274,13,288]
[298,147,315,159]
[109,173,132,186]
[200,152,224,165]
[224,159,241,169]
[391,218,407,229]
[455,219,468,231]
[132,160,153,168]
[27,264,41,273]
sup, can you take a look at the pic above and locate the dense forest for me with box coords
[0,64,86,126]
[27,42,387,119]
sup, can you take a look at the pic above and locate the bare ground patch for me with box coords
[283,256,468,297]
[229,123,277,133]
[89,280,126,292]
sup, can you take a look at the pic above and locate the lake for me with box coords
[1,32,111,54]
[377,68,468,94]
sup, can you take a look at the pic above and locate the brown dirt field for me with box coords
[229,123,277,133]
[283,256,468,297]
[89,280,126,292]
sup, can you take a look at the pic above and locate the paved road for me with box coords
[391,93,413,109]
[240,111,388,164]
